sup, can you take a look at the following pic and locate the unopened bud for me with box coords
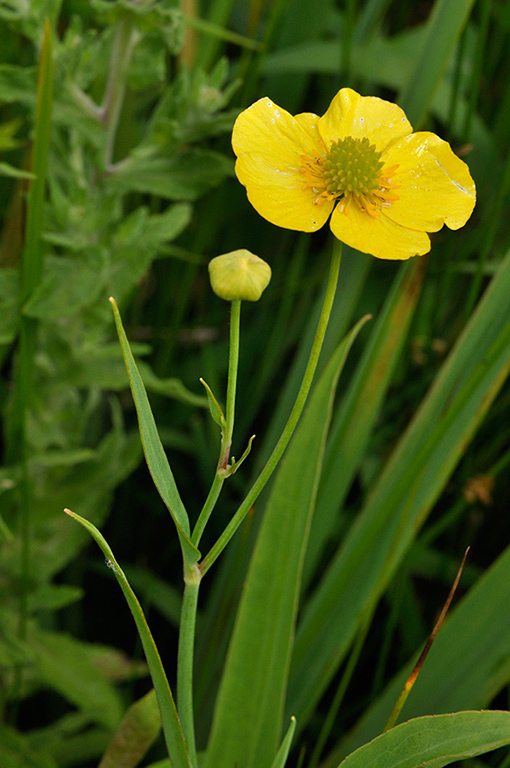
[208,249,271,301]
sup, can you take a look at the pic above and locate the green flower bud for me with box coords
[208,250,271,302]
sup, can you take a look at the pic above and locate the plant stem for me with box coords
[192,300,242,545]
[6,21,54,656]
[200,241,343,576]
[178,302,241,762]
[101,15,138,167]
[177,565,201,768]
[219,299,241,471]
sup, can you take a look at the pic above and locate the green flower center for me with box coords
[322,136,384,196]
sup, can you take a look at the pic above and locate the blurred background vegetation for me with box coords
[0,0,509,766]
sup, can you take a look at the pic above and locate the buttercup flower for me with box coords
[232,88,476,260]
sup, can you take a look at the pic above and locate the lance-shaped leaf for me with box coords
[205,316,370,768]
[287,248,510,728]
[64,509,191,768]
[110,298,200,567]
[336,711,510,768]
[99,689,161,768]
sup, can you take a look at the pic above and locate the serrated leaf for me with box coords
[23,256,103,319]
[30,628,123,728]
[106,149,233,200]
[0,723,57,768]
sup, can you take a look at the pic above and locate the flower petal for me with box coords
[235,154,334,232]
[232,97,334,232]
[382,132,476,233]
[330,202,430,260]
[318,88,412,154]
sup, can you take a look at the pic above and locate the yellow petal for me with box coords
[318,88,412,155]
[330,201,430,260]
[382,133,476,232]
[235,153,334,232]
[232,98,334,232]
[232,97,322,165]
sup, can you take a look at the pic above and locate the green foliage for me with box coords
[205,317,370,768]
[336,711,510,768]
[1,0,510,767]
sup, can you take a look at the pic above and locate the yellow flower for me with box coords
[232,88,476,260]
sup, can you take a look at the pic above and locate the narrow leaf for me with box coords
[64,508,191,768]
[110,297,200,567]
[99,689,161,768]
[205,316,370,768]
[199,377,226,428]
[288,248,510,729]
[271,717,296,768]
[398,0,476,127]
[306,256,426,584]
[333,540,510,761]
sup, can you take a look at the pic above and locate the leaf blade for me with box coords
[205,316,370,768]
[110,297,200,567]
[337,711,510,768]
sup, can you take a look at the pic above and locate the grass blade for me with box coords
[398,0,476,127]
[270,717,296,768]
[305,257,426,584]
[287,248,510,728]
[204,316,370,768]
[64,508,191,768]
[331,540,510,761]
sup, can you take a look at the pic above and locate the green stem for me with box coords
[192,474,224,546]
[219,299,241,471]
[101,15,138,167]
[192,300,242,545]
[177,566,201,768]
[6,21,54,654]
[200,241,342,576]
[178,302,242,760]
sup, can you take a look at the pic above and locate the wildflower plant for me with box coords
[3,2,510,768]
[232,88,476,260]
[68,82,510,768]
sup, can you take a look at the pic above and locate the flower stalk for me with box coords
[192,299,242,546]
[177,563,201,768]
[200,240,343,576]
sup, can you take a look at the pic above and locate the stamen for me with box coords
[298,138,401,216]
